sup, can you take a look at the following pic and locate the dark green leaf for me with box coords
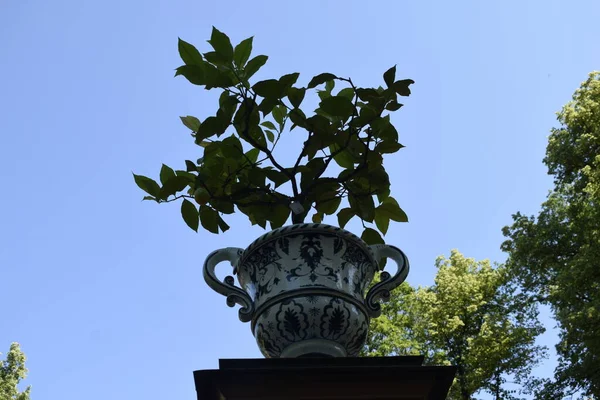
[221,135,244,158]
[181,199,199,232]
[265,169,289,188]
[265,130,275,143]
[175,65,205,85]
[185,160,197,172]
[337,207,354,228]
[316,196,341,215]
[253,79,284,99]
[279,73,300,88]
[203,51,231,66]
[272,105,286,128]
[325,79,335,93]
[244,55,268,80]
[142,196,157,202]
[202,64,235,88]
[319,96,355,120]
[307,73,338,89]
[337,87,355,100]
[246,148,260,163]
[217,215,230,232]
[159,164,176,185]
[383,65,396,88]
[248,167,266,186]
[199,205,219,233]
[374,210,390,235]
[197,116,229,141]
[289,108,307,128]
[233,36,253,68]
[208,27,233,61]
[385,100,403,111]
[175,170,195,181]
[393,79,414,96]
[260,121,277,130]
[270,204,290,229]
[355,88,380,102]
[312,211,324,223]
[178,38,203,66]
[133,173,161,197]
[375,140,404,154]
[361,227,384,245]
[287,87,306,108]
[180,116,201,132]
[349,193,375,222]
[211,198,235,214]
[376,196,408,222]
[159,175,190,199]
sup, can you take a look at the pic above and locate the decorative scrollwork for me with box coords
[203,248,255,322]
[365,245,410,318]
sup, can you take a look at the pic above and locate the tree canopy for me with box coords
[502,72,600,398]
[364,250,546,400]
[0,343,30,400]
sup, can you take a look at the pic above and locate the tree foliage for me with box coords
[364,250,546,400]
[134,28,413,243]
[0,343,30,400]
[502,72,600,399]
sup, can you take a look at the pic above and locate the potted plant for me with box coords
[134,28,413,358]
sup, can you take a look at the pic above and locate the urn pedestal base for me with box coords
[193,356,457,400]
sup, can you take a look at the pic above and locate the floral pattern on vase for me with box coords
[202,223,409,358]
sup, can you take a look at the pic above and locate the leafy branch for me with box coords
[134,28,413,243]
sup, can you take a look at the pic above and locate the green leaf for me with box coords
[265,130,275,143]
[133,173,161,197]
[159,175,190,199]
[181,199,199,232]
[253,79,284,99]
[178,38,203,66]
[246,148,260,163]
[393,79,414,96]
[142,196,157,202]
[375,140,404,154]
[307,73,338,89]
[233,36,253,68]
[175,65,205,85]
[270,204,290,229]
[279,73,300,88]
[185,160,197,172]
[265,169,289,188]
[319,96,355,120]
[289,108,307,128]
[199,205,219,233]
[180,116,201,132]
[385,100,403,111]
[383,65,396,88]
[316,196,341,215]
[217,215,230,232]
[203,51,231,66]
[325,79,335,93]
[361,227,384,245]
[287,87,306,108]
[260,121,277,130]
[349,193,375,222]
[337,207,354,228]
[272,105,286,128]
[376,196,408,222]
[159,164,176,185]
[244,55,268,80]
[374,209,390,235]
[337,87,355,100]
[208,27,233,61]
[312,211,324,223]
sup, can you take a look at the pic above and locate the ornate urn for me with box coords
[203,223,409,358]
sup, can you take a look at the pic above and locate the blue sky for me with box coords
[1,1,599,399]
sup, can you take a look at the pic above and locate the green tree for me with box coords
[364,250,546,400]
[502,72,600,398]
[0,343,30,400]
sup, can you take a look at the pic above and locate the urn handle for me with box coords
[203,247,254,323]
[365,244,410,318]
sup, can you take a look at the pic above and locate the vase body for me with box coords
[203,223,409,358]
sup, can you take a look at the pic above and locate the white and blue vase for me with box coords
[203,223,409,358]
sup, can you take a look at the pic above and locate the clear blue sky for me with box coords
[1,1,599,399]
